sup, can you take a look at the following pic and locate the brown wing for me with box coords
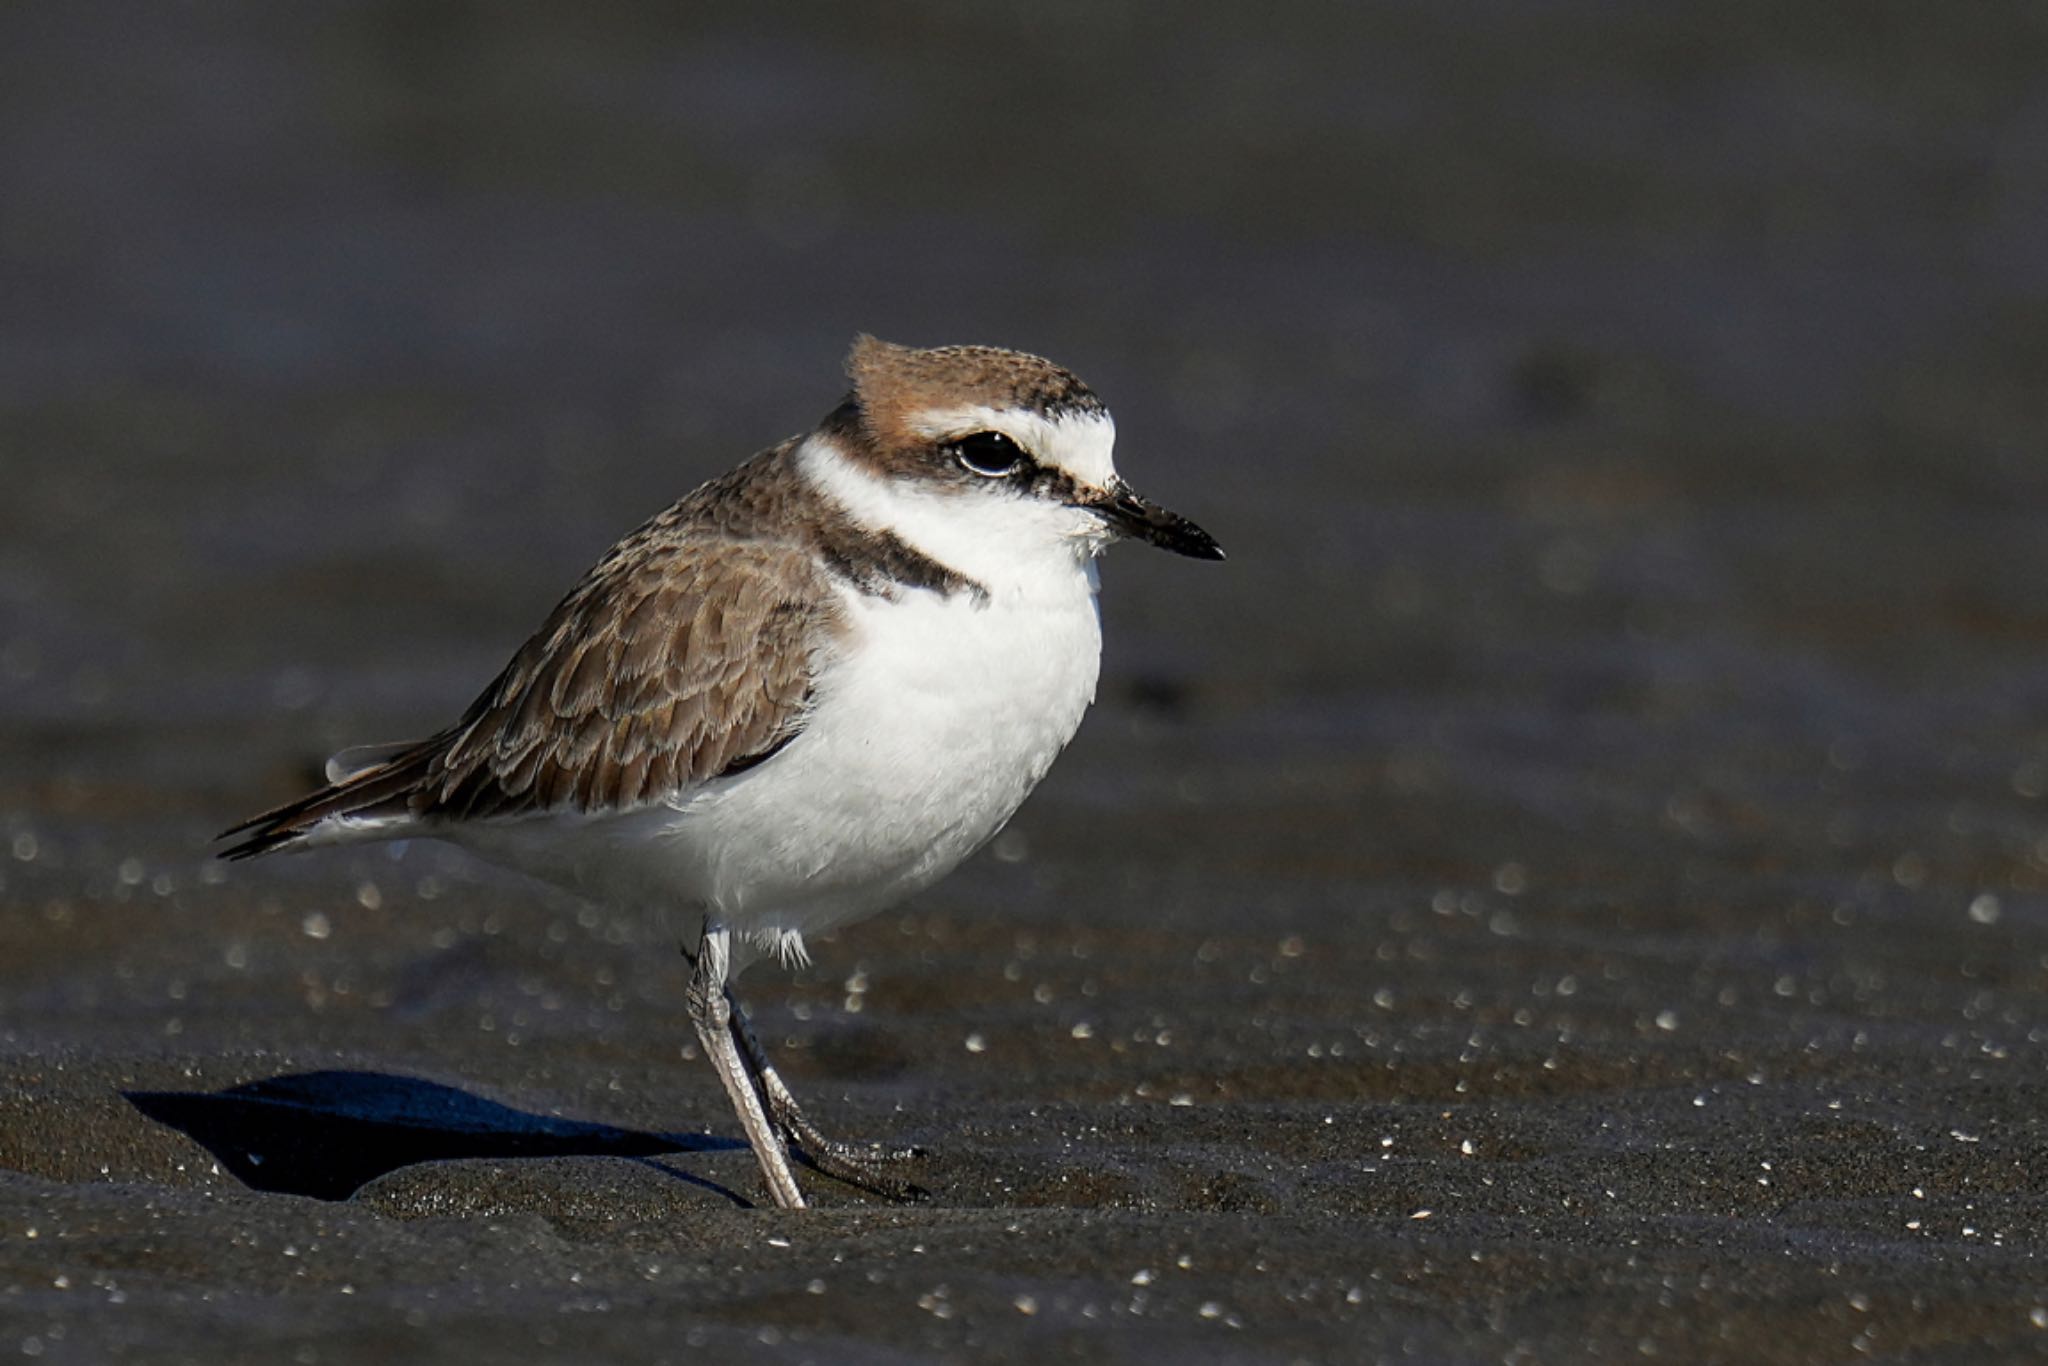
[217,515,833,859]
[416,533,828,821]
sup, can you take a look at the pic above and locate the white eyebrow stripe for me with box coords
[907,404,1119,491]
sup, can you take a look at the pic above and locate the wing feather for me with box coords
[216,513,836,859]
[418,536,828,822]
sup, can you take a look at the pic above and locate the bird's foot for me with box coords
[758,1077,927,1199]
[785,1126,929,1201]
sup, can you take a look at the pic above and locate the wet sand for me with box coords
[5,3,2048,1361]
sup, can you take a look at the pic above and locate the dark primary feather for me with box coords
[218,444,843,858]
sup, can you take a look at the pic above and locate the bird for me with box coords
[219,336,1223,1208]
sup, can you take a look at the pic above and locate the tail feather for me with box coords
[217,745,435,860]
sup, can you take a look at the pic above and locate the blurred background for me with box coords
[4,2,2048,1359]
[7,0,2047,900]
[7,1,2048,813]
[7,1,2045,748]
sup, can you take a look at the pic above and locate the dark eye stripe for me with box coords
[950,430,1028,477]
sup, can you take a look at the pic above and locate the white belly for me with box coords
[455,572,1104,964]
[697,576,1101,943]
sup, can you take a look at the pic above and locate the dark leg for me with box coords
[725,988,927,1200]
[683,923,805,1209]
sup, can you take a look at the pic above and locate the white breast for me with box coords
[675,563,1101,951]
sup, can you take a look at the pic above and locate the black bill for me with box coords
[1084,480,1226,561]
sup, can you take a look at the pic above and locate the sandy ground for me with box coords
[4,3,2048,1361]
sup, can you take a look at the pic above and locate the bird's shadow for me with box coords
[125,1070,744,1203]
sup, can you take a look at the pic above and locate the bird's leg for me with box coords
[724,986,927,1200]
[683,924,806,1210]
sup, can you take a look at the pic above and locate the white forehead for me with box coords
[907,404,1118,490]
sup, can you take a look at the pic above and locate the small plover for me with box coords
[220,336,1222,1208]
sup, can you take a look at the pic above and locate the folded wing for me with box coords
[218,520,831,859]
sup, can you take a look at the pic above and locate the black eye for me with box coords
[950,431,1027,477]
